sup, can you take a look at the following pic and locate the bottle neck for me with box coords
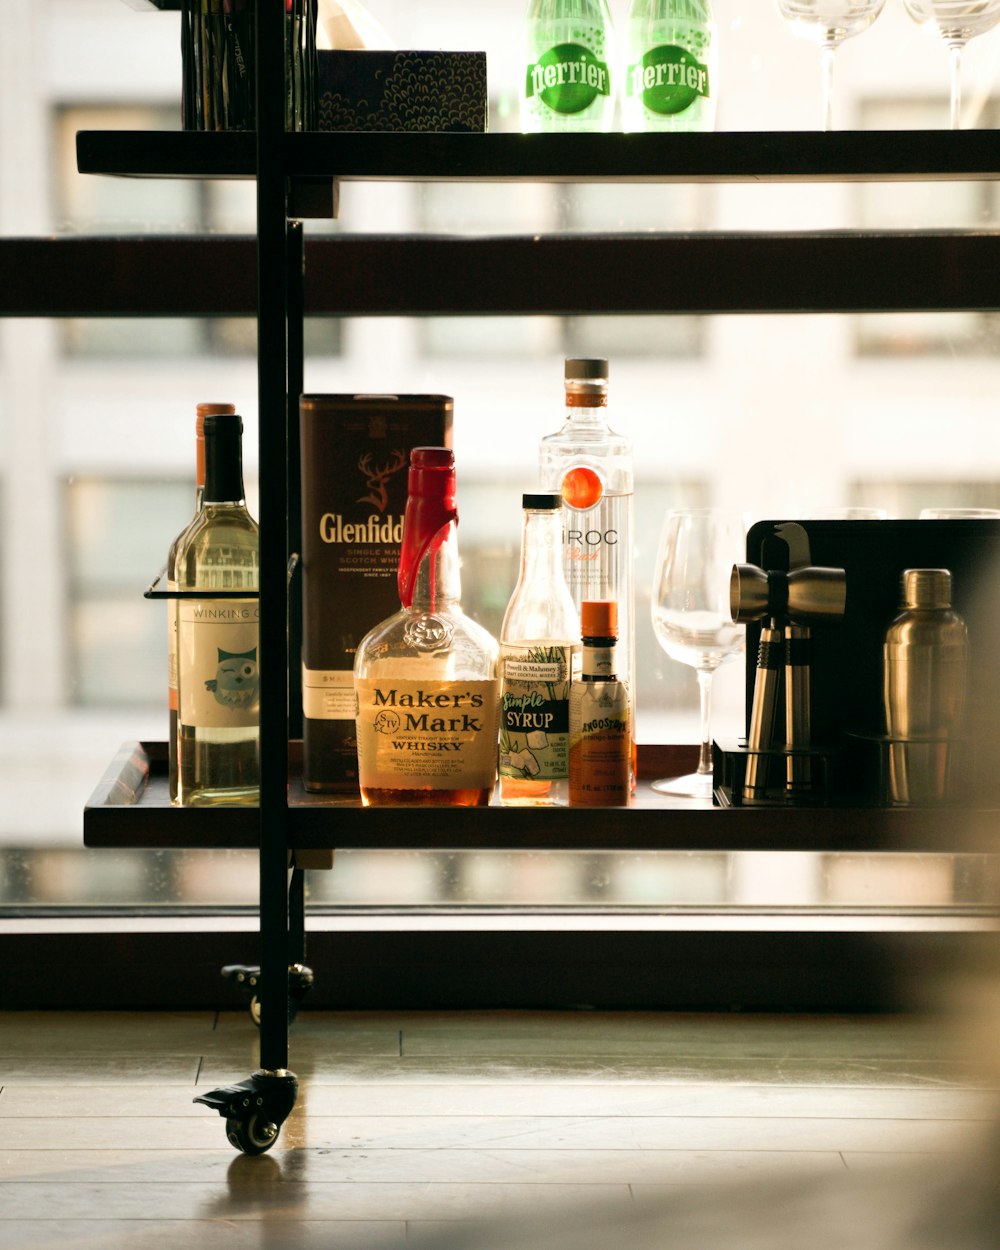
[581,637,618,681]
[203,427,246,505]
[518,508,564,585]
[564,381,609,424]
[403,518,462,613]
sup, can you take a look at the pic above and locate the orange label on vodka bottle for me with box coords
[560,466,604,510]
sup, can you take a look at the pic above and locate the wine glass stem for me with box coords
[949,42,963,130]
[696,667,714,776]
[820,43,836,131]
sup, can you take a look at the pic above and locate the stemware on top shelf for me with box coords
[902,0,1000,128]
[649,508,746,800]
[774,0,888,129]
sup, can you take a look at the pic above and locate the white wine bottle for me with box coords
[175,412,260,806]
[167,401,235,802]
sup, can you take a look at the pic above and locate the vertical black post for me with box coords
[256,0,291,1075]
[287,219,305,741]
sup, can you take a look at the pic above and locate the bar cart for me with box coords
[80,1,1000,1153]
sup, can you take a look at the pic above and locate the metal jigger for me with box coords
[730,523,847,803]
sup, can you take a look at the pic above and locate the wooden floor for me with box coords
[0,1008,997,1249]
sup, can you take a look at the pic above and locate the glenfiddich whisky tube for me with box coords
[299,394,453,792]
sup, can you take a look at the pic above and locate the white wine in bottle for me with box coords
[175,412,260,806]
[167,401,235,803]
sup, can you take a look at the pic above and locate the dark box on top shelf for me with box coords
[317,50,488,132]
[299,394,453,794]
[717,518,1000,809]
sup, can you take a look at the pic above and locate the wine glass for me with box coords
[903,0,1000,129]
[650,508,747,799]
[775,0,887,130]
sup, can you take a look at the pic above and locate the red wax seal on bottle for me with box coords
[397,447,459,609]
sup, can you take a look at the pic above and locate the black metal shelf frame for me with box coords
[76,0,1000,1147]
[7,232,1000,317]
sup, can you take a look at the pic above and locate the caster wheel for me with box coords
[249,994,262,1028]
[226,1112,280,1155]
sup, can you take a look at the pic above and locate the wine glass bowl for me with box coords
[775,0,887,129]
[650,508,746,800]
[903,0,1000,127]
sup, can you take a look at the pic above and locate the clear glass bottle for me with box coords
[622,0,717,132]
[175,412,260,807]
[539,358,635,779]
[523,0,616,132]
[569,599,631,806]
[167,401,235,803]
[354,448,500,807]
[499,493,581,806]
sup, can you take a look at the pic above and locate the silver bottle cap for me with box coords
[564,358,608,381]
[900,568,952,610]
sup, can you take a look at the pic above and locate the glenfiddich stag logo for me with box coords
[357,449,407,513]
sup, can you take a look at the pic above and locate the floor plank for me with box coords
[0,1008,993,1250]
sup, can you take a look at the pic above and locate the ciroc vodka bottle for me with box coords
[539,358,635,778]
[354,448,500,807]
[622,0,717,132]
[523,0,616,132]
[499,493,581,806]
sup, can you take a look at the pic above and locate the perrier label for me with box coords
[627,45,710,115]
[526,43,612,115]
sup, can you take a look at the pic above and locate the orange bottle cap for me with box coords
[581,600,617,638]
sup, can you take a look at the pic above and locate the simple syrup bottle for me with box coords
[167,401,235,802]
[539,358,635,783]
[499,493,581,806]
[569,599,631,806]
[353,448,500,807]
[175,412,260,806]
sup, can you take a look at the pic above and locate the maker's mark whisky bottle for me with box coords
[353,447,500,807]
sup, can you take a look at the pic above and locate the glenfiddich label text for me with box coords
[319,513,403,544]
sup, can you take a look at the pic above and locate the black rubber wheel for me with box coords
[226,1113,279,1155]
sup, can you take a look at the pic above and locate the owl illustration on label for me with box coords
[205,648,260,709]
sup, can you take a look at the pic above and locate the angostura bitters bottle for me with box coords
[539,358,635,783]
[167,401,236,803]
[353,448,500,807]
[175,412,260,806]
[569,599,631,807]
[499,493,580,806]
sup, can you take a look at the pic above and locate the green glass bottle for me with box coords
[523,0,616,132]
[175,412,260,807]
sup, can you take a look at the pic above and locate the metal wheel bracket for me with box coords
[195,1069,299,1155]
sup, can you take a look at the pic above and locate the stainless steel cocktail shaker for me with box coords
[883,568,968,805]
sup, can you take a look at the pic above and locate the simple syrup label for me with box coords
[499,645,574,783]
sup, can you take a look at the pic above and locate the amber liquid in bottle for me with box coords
[354,448,500,808]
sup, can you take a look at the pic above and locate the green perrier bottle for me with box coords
[523,0,615,132]
[622,0,717,132]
